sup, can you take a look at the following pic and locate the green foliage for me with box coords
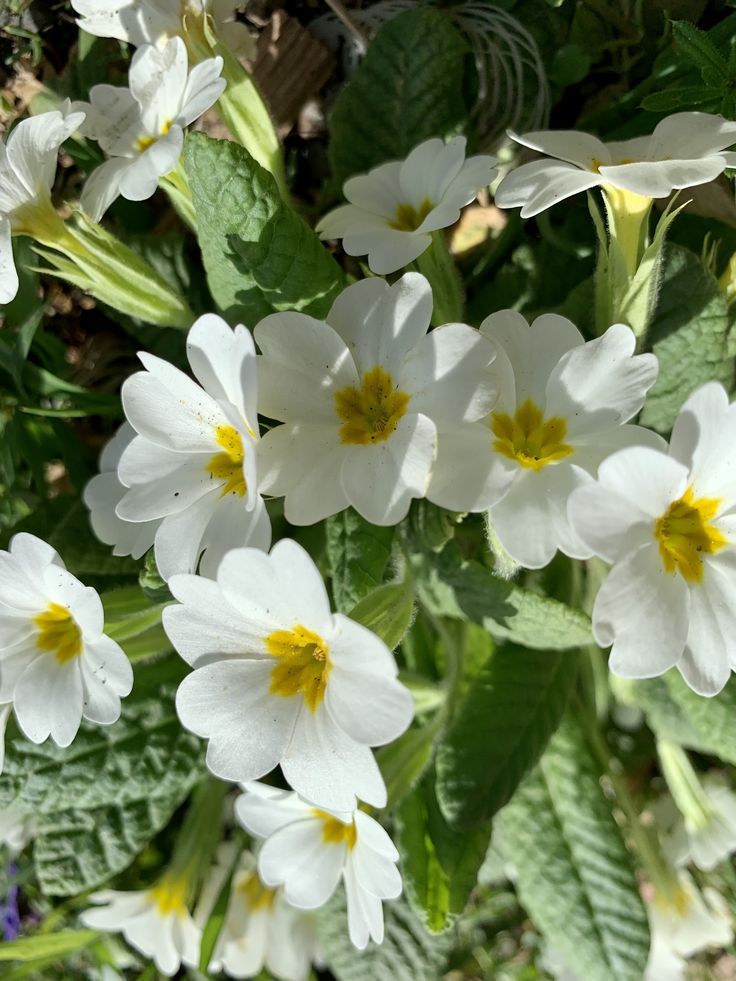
[317,891,452,981]
[185,132,344,323]
[640,244,733,432]
[435,643,579,828]
[662,671,736,764]
[414,541,593,650]
[501,715,650,981]
[0,671,202,896]
[396,773,492,932]
[326,510,395,612]
[348,575,415,650]
[328,9,469,185]
[0,931,100,963]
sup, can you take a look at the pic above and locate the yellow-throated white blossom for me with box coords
[76,37,224,219]
[317,137,497,274]
[201,849,320,980]
[81,876,201,977]
[256,273,498,526]
[0,533,132,748]
[95,314,269,580]
[495,112,736,218]
[569,382,736,696]
[666,775,736,873]
[165,539,414,811]
[236,782,402,950]
[427,310,659,568]
[0,104,85,304]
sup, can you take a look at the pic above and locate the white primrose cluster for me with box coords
[4,39,736,975]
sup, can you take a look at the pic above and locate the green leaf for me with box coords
[662,670,736,764]
[0,930,100,962]
[377,721,441,810]
[640,244,733,432]
[185,132,343,323]
[328,9,469,184]
[500,715,650,981]
[435,643,579,828]
[672,20,729,80]
[326,510,394,612]
[414,541,592,650]
[641,85,724,112]
[2,498,139,580]
[317,891,452,981]
[0,673,202,896]
[348,575,414,650]
[396,773,492,932]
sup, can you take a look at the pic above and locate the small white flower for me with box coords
[77,37,225,220]
[0,533,133,748]
[645,872,733,981]
[236,782,402,950]
[0,801,35,854]
[205,851,320,980]
[317,137,497,274]
[83,423,161,562]
[109,313,270,580]
[495,112,736,218]
[81,876,201,977]
[568,382,736,696]
[0,104,85,303]
[71,0,256,59]
[665,776,736,872]
[165,538,414,811]
[256,273,498,526]
[427,311,658,568]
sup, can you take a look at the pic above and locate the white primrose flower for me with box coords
[0,103,85,304]
[645,872,733,981]
[77,36,225,220]
[83,423,161,562]
[81,876,201,977]
[568,382,736,696]
[71,0,256,57]
[0,533,133,748]
[317,137,497,274]
[165,538,414,811]
[236,782,402,950]
[204,851,320,980]
[256,273,498,526]
[110,313,270,580]
[495,112,736,218]
[426,310,659,568]
[666,776,736,872]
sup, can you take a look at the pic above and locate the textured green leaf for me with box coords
[501,715,650,981]
[185,132,343,323]
[377,721,441,810]
[348,577,414,650]
[328,9,469,184]
[663,670,736,764]
[640,244,733,432]
[396,774,491,932]
[414,542,592,650]
[317,890,452,981]
[0,931,100,962]
[628,676,706,751]
[671,20,729,79]
[435,643,578,828]
[0,673,202,896]
[326,510,394,612]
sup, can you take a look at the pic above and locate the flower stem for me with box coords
[167,777,227,903]
[160,159,197,231]
[415,231,465,326]
[601,186,652,280]
[658,740,714,832]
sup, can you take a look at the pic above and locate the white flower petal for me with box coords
[0,217,19,305]
[350,838,402,901]
[427,423,516,512]
[599,157,727,197]
[178,56,225,127]
[343,860,384,949]
[494,159,602,217]
[567,477,655,565]
[258,820,345,909]
[648,112,736,158]
[197,492,271,579]
[119,126,184,201]
[282,708,386,811]
[234,783,314,839]
[80,157,132,220]
[343,161,404,216]
[14,654,84,747]
[361,230,431,275]
[268,539,333,626]
[153,488,220,580]
[510,129,610,167]
[594,544,689,679]
[679,552,736,695]
[186,315,256,427]
[116,462,215,522]
[84,471,159,559]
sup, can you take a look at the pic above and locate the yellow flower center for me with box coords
[34,603,82,664]
[335,366,410,445]
[136,119,172,153]
[314,810,358,849]
[389,197,434,232]
[266,624,331,712]
[238,871,276,912]
[491,399,574,471]
[148,877,188,918]
[654,488,727,583]
[206,425,247,497]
